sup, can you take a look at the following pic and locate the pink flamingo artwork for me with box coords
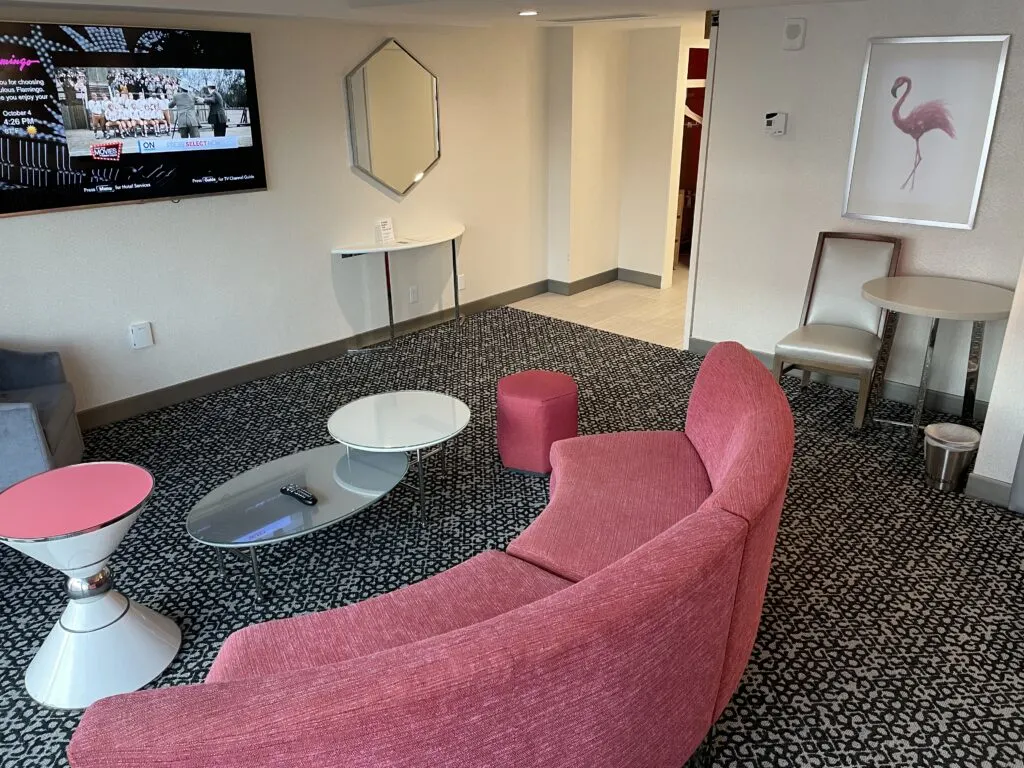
[890,75,956,191]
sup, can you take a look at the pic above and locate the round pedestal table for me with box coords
[862,276,1014,448]
[0,462,181,710]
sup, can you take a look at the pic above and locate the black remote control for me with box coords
[280,484,318,506]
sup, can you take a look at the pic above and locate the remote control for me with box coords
[280,484,318,506]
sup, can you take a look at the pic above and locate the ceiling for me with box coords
[6,0,857,27]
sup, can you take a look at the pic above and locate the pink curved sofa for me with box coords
[68,341,794,768]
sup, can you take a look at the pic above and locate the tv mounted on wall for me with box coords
[0,21,267,216]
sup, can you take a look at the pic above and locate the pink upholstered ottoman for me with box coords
[497,371,579,474]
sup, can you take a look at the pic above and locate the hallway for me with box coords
[512,268,688,349]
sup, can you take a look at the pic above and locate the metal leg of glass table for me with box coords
[416,448,427,513]
[216,548,226,577]
[909,317,941,453]
[963,321,985,423]
[249,547,264,603]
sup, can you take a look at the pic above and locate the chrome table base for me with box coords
[868,313,987,453]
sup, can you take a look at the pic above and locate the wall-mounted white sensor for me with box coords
[129,321,154,350]
[765,112,788,136]
[783,18,806,51]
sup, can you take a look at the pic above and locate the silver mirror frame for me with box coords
[345,38,441,197]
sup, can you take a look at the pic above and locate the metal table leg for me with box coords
[216,548,226,577]
[347,250,395,355]
[963,321,985,423]
[249,547,264,603]
[416,448,427,513]
[384,251,396,343]
[451,239,462,322]
[909,317,941,452]
[867,311,900,423]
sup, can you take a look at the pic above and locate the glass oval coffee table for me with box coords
[327,391,471,513]
[187,444,407,600]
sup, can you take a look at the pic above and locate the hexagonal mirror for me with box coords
[345,39,441,196]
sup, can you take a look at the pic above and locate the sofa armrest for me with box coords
[0,349,67,390]
[0,403,52,491]
[69,510,747,768]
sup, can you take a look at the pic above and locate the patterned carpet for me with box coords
[1,307,1022,767]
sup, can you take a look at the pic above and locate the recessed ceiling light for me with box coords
[519,10,539,17]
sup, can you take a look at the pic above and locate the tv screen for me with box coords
[0,22,267,216]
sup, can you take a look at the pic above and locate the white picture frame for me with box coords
[843,35,1010,230]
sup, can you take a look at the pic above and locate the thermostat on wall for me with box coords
[765,112,788,136]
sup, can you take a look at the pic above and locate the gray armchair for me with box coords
[0,349,84,491]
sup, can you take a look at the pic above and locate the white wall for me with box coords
[544,26,628,284]
[0,10,549,410]
[975,256,1024,486]
[614,19,706,288]
[547,17,705,288]
[694,0,1024,410]
[545,27,574,285]
[568,27,628,282]
[617,27,685,288]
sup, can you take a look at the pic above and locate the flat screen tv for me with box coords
[0,21,267,216]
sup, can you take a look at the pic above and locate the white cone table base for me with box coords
[25,591,181,710]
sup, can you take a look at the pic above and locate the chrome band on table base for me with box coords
[66,566,114,600]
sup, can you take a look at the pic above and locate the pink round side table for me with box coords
[0,462,181,710]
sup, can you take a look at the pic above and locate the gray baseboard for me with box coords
[546,268,660,296]
[617,268,661,288]
[965,473,1012,509]
[78,279,549,430]
[547,269,618,297]
[688,337,989,421]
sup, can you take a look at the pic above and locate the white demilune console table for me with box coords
[332,225,466,350]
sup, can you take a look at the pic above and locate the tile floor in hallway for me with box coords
[512,268,688,349]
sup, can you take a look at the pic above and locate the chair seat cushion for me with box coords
[506,432,713,583]
[775,324,881,370]
[205,550,571,684]
[0,383,76,454]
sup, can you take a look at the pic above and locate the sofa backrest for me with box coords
[69,507,748,768]
[684,341,795,718]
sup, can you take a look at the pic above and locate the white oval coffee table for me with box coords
[328,391,471,511]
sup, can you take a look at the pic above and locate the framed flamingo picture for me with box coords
[843,35,1010,230]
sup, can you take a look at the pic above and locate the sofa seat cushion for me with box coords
[206,550,571,684]
[507,432,712,583]
[0,383,76,454]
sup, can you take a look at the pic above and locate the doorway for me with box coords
[675,47,708,269]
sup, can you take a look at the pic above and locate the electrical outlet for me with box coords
[458,274,466,291]
[409,285,420,305]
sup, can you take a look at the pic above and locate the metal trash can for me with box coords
[923,423,981,492]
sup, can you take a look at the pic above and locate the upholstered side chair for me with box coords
[773,232,902,429]
[0,349,84,491]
